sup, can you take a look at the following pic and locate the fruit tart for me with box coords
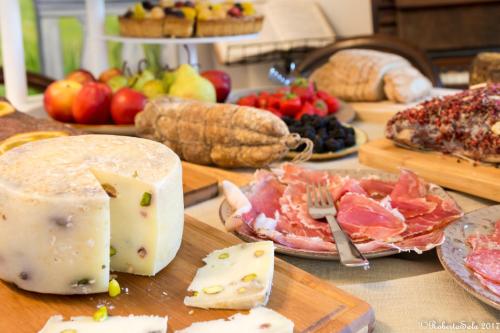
[119,1,195,38]
[196,1,264,37]
[162,1,196,37]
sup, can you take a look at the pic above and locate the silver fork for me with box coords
[307,182,370,269]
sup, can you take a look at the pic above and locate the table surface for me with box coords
[24,97,499,332]
[185,120,500,333]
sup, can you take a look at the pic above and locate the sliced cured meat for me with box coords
[240,170,285,227]
[331,178,367,202]
[278,182,333,240]
[337,193,407,241]
[222,170,284,232]
[222,164,462,256]
[278,182,368,243]
[277,163,333,185]
[465,248,500,284]
[388,229,445,254]
[465,221,500,295]
[390,169,437,218]
[474,273,500,297]
[360,178,395,198]
[257,228,336,252]
[467,221,500,250]
[401,195,463,238]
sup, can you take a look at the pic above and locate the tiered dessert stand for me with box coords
[0,0,258,113]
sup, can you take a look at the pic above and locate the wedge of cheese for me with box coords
[0,135,183,294]
[175,307,293,333]
[38,315,167,333]
[184,241,274,309]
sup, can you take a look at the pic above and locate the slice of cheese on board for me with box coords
[175,307,293,333]
[0,135,184,294]
[38,315,168,333]
[184,241,274,309]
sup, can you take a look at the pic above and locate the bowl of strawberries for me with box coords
[229,78,355,123]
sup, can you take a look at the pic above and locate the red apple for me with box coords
[200,70,231,103]
[99,67,122,83]
[43,80,82,122]
[72,82,112,124]
[66,69,95,85]
[111,87,147,124]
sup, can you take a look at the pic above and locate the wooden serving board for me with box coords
[0,215,374,333]
[350,88,460,123]
[182,162,219,207]
[359,139,500,202]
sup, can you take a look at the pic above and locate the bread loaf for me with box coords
[310,49,410,102]
[384,67,432,103]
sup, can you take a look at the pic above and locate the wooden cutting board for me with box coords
[0,215,374,333]
[182,162,219,207]
[359,139,500,202]
[182,162,253,207]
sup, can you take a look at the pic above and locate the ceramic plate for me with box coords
[62,123,136,136]
[227,87,356,123]
[437,205,500,310]
[286,126,367,161]
[220,169,454,260]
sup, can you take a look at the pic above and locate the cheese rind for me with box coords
[0,135,183,294]
[38,315,168,333]
[175,307,293,333]
[184,241,274,309]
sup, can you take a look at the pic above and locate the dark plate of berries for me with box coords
[284,114,367,160]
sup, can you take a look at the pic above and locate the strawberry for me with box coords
[279,93,302,117]
[276,86,291,94]
[312,98,328,117]
[294,102,315,120]
[228,6,243,17]
[257,91,270,109]
[316,90,340,114]
[268,93,283,109]
[237,94,257,107]
[291,77,315,103]
[267,107,283,118]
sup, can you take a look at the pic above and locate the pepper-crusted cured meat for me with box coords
[386,84,500,163]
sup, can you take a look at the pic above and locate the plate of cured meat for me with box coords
[220,163,463,260]
[437,205,500,310]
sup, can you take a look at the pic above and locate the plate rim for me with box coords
[286,126,368,161]
[220,168,455,261]
[437,205,500,310]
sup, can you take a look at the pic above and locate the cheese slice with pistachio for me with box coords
[184,241,274,310]
[0,135,184,294]
[175,307,293,333]
[38,315,167,333]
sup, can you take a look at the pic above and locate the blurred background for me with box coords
[1,0,499,96]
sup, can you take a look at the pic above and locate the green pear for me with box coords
[143,79,165,99]
[107,75,128,93]
[175,64,198,77]
[162,71,176,93]
[168,65,216,103]
[132,69,156,92]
